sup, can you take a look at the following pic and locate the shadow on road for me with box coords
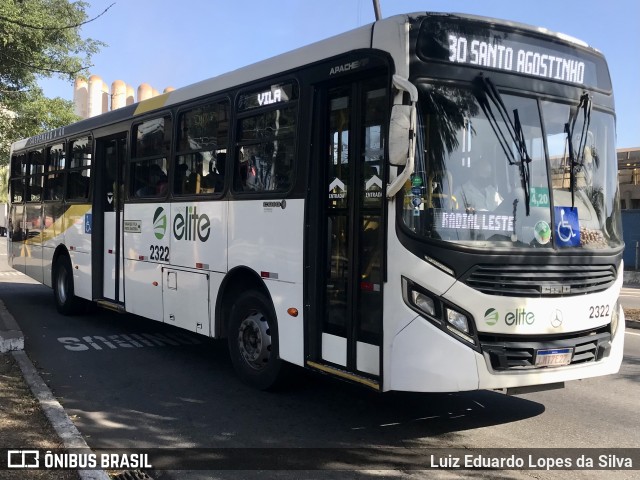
[1,282,548,478]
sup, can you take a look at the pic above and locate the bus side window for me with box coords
[130,116,171,199]
[45,143,65,202]
[67,137,92,201]
[234,82,298,194]
[173,101,229,197]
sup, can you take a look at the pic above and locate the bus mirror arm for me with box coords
[387,75,418,198]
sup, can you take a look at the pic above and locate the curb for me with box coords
[12,351,110,480]
[623,272,640,286]
[626,318,640,330]
[0,300,24,352]
[0,299,109,480]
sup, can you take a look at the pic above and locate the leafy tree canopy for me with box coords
[0,0,109,165]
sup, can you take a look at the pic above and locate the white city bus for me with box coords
[7,12,624,392]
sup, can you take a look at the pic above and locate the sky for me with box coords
[39,0,640,148]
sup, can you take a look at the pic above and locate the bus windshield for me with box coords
[401,81,622,250]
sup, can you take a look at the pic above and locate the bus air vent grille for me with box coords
[463,264,616,297]
[480,329,611,371]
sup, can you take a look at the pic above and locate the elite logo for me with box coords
[505,308,535,326]
[173,206,210,242]
[484,308,499,326]
[484,307,536,326]
[153,207,167,240]
[152,206,211,242]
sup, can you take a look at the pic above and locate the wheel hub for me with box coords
[237,312,272,371]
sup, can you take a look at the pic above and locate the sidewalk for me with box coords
[0,353,80,480]
[0,297,109,480]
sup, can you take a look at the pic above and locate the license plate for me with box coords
[535,348,573,367]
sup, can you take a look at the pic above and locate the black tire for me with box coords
[227,290,291,390]
[52,255,82,315]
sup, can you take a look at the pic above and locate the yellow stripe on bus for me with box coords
[134,92,170,116]
[24,204,92,245]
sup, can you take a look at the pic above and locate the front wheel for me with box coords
[52,256,82,315]
[227,291,290,390]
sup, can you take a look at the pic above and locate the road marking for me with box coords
[58,331,202,351]
[625,330,640,337]
[0,271,25,276]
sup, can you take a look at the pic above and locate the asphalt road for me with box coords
[1,238,639,479]
[619,285,640,309]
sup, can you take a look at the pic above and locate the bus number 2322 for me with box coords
[149,245,170,262]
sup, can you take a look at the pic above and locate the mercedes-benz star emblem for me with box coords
[551,309,563,328]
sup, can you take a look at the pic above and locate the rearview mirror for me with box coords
[386,75,418,198]
[389,104,413,166]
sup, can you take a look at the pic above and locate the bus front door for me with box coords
[309,76,387,388]
[93,134,126,304]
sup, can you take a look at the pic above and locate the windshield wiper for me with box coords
[564,92,592,208]
[473,75,532,215]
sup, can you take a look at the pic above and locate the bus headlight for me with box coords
[610,300,620,335]
[403,278,440,323]
[402,277,478,348]
[446,308,470,334]
[411,290,436,317]
[445,308,475,344]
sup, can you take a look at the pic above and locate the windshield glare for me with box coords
[402,83,622,250]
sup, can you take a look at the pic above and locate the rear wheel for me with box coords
[52,256,82,315]
[227,291,290,390]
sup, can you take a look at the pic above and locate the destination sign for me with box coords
[417,16,608,89]
[25,127,65,147]
[238,82,298,111]
[447,34,592,85]
[437,212,514,234]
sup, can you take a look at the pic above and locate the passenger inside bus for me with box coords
[46,176,64,201]
[188,154,204,194]
[156,172,168,196]
[204,153,225,192]
[454,158,503,211]
[135,164,166,197]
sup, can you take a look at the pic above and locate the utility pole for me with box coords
[372,0,382,20]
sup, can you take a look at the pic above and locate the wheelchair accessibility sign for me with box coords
[554,207,580,247]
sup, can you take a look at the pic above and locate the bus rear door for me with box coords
[93,133,126,305]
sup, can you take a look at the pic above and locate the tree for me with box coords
[0,0,108,165]
[0,89,80,165]
[0,165,8,203]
